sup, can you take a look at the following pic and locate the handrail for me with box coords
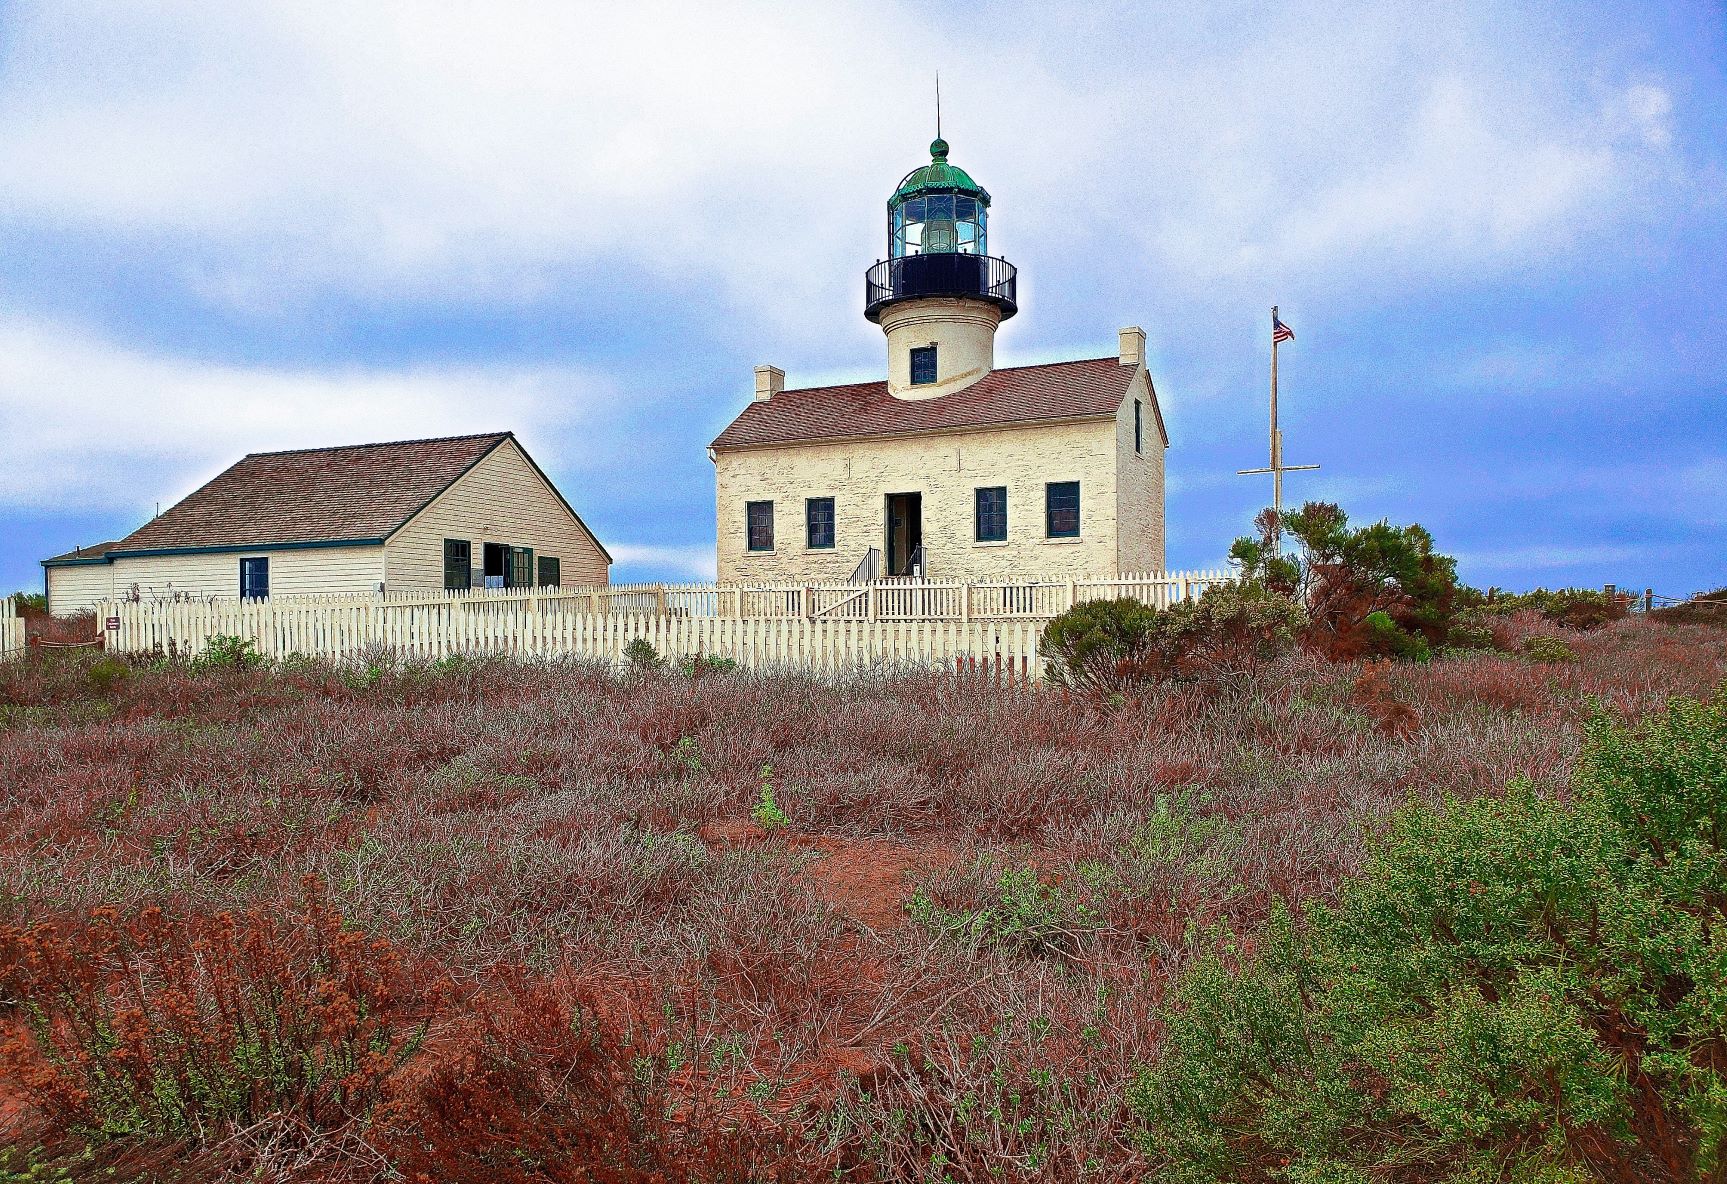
[849,547,881,585]
[864,253,1018,322]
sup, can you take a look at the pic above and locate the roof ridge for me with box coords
[992,355,1119,372]
[242,431,512,460]
[780,354,1118,397]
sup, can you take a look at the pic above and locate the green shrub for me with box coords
[194,634,264,670]
[84,655,131,693]
[1480,587,1629,631]
[1130,689,1727,1182]
[909,865,1098,960]
[1444,610,1498,651]
[622,637,663,671]
[1158,581,1307,687]
[10,592,47,616]
[1040,597,1160,697]
[1363,608,1431,662]
[1231,501,1465,661]
[751,765,789,830]
[1042,586,1304,698]
[1522,634,1577,663]
[680,652,738,677]
[0,1144,82,1183]
[430,653,476,677]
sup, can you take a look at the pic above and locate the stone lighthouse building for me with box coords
[710,136,1167,584]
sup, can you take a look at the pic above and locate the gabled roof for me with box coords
[60,431,608,563]
[106,432,513,555]
[43,541,122,566]
[710,356,1152,451]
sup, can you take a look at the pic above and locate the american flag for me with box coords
[1272,313,1295,344]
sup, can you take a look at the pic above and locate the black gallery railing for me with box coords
[864,253,1018,321]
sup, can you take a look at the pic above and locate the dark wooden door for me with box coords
[885,493,922,577]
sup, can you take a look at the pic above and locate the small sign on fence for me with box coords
[106,616,120,631]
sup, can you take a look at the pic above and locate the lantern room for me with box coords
[865,137,1017,324]
[889,138,989,257]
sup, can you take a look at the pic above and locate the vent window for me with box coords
[910,346,937,386]
[747,501,775,551]
[1045,481,1080,539]
[975,486,1007,542]
[806,497,835,549]
[443,539,472,591]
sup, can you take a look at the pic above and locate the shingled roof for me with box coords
[109,433,516,554]
[710,356,1150,451]
[43,541,122,566]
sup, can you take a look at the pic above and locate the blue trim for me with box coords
[105,538,385,560]
[41,556,116,568]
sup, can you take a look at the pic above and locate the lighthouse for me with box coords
[864,137,1018,400]
[710,129,1167,585]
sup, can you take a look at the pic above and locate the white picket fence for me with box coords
[102,597,1047,680]
[92,569,1231,680]
[107,569,1230,620]
[1,598,24,661]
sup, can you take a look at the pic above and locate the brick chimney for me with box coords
[754,365,785,402]
[1118,326,1146,367]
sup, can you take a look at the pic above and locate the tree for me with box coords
[1230,502,1463,660]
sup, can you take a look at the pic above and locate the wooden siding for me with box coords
[383,439,609,592]
[46,564,117,616]
[105,546,384,602]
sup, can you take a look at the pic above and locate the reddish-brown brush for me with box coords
[0,617,1721,1181]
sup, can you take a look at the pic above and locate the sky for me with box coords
[1,0,1723,597]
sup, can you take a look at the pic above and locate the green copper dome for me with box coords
[887,138,991,259]
[890,138,992,207]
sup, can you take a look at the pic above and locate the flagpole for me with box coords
[1270,306,1282,552]
[1239,305,1319,555]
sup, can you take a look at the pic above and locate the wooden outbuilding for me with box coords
[42,432,609,613]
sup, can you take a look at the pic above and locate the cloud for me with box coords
[0,314,609,512]
[0,2,1716,597]
[0,1,1690,330]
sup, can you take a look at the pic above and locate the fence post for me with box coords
[1644,588,1653,613]
[1065,578,1075,610]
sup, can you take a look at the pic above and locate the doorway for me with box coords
[885,492,923,577]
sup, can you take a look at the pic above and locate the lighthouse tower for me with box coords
[864,137,1018,400]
